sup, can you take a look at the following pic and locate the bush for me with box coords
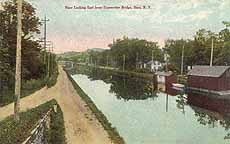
[0,63,59,107]
[45,104,66,144]
[0,99,57,144]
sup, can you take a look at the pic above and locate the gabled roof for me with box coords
[187,66,230,77]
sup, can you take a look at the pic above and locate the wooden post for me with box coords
[123,54,125,71]
[47,50,50,77]
[106,55,109,67]
[210,38,214,67]
[136,52,139,69]
[181,45,185,75]
[14,0,23,121]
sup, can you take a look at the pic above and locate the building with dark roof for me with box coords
[187,66,230,92]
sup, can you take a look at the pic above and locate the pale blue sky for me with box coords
[1,0,230,53]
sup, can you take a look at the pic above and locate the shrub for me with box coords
[45,104,66,144]
[0,99,57,144]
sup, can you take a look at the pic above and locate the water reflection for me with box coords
[74,66,158,100]
[70,65,230,143]
[109,75,158,101]
[187,92,230,140]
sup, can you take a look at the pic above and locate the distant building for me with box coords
[187,66,230,92]
[156,71,177,94]
[147,60,163,72]
[156,71,176,84]
[137,61,147,69]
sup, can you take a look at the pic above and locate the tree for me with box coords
[109,37,163,70]
[1,0,43,81]
[0,0,46,113]
[164,22,230,72]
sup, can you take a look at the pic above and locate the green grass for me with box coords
[77,64,155,80]
[0,67,59,107]
[65,68,125,144]
[0,99,65,144]
[45,101,66,144]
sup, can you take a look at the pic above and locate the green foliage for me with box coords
[164,22,230,73]
[0,99,59,144]
[47,61,59,88]
[0,0,44,81]
[0,61,58,106]
[108,37,163,70]
[65,69,125,144]
[45,103,66,144]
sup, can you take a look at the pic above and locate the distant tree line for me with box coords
[58,37,164,71]
[164,22,230,73]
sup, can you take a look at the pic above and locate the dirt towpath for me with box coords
[0,67,112,144]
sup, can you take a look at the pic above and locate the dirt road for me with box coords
[0,67,112,144]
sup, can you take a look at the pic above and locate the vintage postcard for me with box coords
[0,0,230,144]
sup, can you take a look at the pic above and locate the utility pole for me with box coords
[123,54,125,71]
[136,52,139,69]
[106,55,109,67]
[165,53,168,72]
[14,0,22,121]
[152,49,154,72]
[47,45,51,77]
[152,49,154,62]
[181,45,185,75]
[210,38,214,67]
[41,16,49,76]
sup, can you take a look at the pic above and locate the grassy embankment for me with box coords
[0,99,66,144]
[64,68,125,144]
[0,66,59,107]
[77,63,155,80]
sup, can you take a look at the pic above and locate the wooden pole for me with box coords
[123,54,125,71]
[47,47,50,77]
[14,0,23,121]
[210,38,214,67]
[136,52,139,69]
[181,45,185,75]
[106,55,109,67]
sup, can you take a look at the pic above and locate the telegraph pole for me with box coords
[41,16,49,76]
[123,54,126,71]
[210,38,214,67]
[47,45,51,77]
[106,55,109,67]
[14,0,22,121]
[42,16,49,53]
[136,52,139,69]
[152,49,154,72]
[181,45,185,75]
[152,49,154,62]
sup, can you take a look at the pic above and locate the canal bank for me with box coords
[64,68,125,144]
[75,63,155,80]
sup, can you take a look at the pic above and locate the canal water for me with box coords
[71,67,230,144]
